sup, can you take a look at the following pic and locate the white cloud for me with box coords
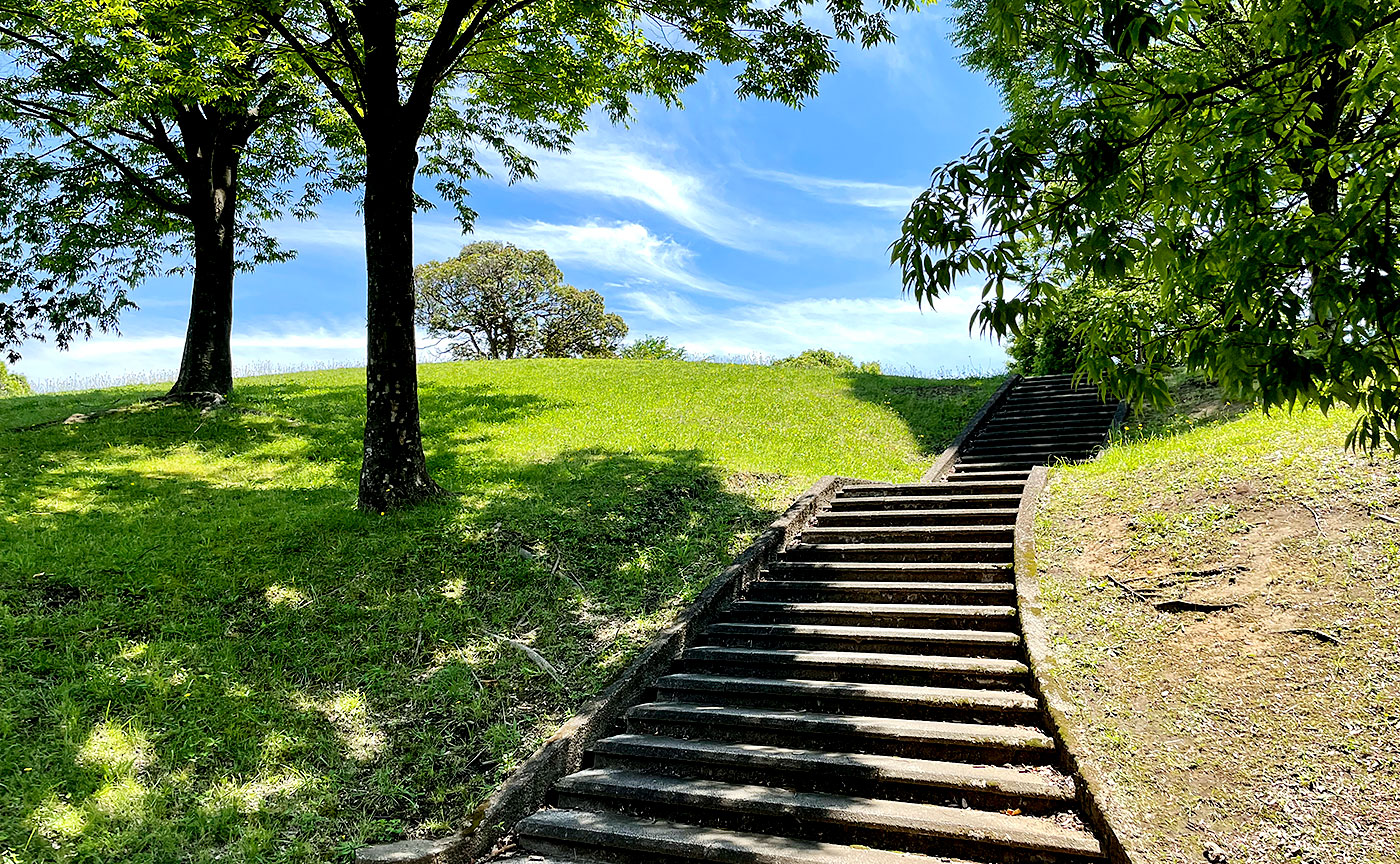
[422,218,756,301]
[617,286,1007,376]
[747,169,923,213]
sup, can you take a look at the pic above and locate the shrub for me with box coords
[772,349,880,375]
[0,363,32,397]
[621,335,686,361]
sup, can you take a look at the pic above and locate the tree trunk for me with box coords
[358,141,445,511]
[169,129,239,401]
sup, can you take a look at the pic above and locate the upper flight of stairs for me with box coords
[506,374,1121,864]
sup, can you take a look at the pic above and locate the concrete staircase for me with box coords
[508,374,1119,864]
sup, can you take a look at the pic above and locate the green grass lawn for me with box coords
[0,359,1000,864]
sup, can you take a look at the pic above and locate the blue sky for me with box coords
[14,7,1010,390]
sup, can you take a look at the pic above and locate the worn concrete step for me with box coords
[702,621,1022,658]
[944,470,1032,482]
[589,734,1074,812]
[839,481,1026,498]
[747,579,1016,604]
[652,674,1038,720]
[947,460,1038,472]
[553,769,1101,862]
[799,525,1014,544]
[957,450,1094,464]
[782,542,1013,564]
[516,808,968,864]
[971,429,1108,446]
[828,494,1024,512]
[766,560,1013,583]
[679,646,1029,687]
[624,704,1056,764]
[723,600,1018,630]
[979,411,1115,428]
[813,507,1019,527]
[965,439,1103,454]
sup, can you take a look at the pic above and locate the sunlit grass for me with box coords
[0,358,999,863]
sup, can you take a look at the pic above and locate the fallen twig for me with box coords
[1104,570,1152,603]
[1274,628,1343,645]
[1299,500,1323,536]
[488,633,567,687]
[1373,512,1400,525]
[1161,564,1247,579]
[1153,599,1243,613]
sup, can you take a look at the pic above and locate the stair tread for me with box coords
[815,507,1020,519]
[654,675,1037,710]
[627,703,1055,750]
[593,734,1070,799]
[786,542,1013,552]
[770,562,1012,572]
[555,769,1102,857]
[752,580,1016,592]
[801,526,1011,537]
[683,646,1029,676]
[705,622,1021,643]
[517,808,970,864]
[729,601,1017,617]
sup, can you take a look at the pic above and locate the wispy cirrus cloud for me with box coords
[747,169,924,213]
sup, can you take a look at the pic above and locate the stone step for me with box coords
[516,809,967,864]
[958,449,1094,462]
[589,734,1074,812]
[553,769,1102,862]
[747,579,1016,604]
[971,430,1108,445]
[624,704,1057,764]
[978,410,1115,427]
[946,460,1038,472]
[766,560,1013,583]
[702,621,1022,658]
[944,470,1032,482]
[839,480,1025,498]
[813,507,1019,527]
[827,494,1023,511]
[722,600,1018,630]
[652,674,1037,721]
[782,542,1013,564]
[679,646,1029,687]
[798,525,1014,544]
[965,439,1103,454]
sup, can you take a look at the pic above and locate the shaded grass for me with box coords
[1035,393,1400,864]
[0,359,1000,863]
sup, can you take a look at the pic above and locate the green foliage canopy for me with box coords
[0,0,329,363]
[774,348,882,374]
[894,0,1400,449]
[416,241,626,359]
[0,361,30,397]
[621,335,687,361]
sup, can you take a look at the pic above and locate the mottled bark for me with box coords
[357,140,445,511]
[169,122,240,400]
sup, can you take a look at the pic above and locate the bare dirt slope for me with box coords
[1034,399,1400,864]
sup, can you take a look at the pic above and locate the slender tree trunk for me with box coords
[358,140,444,511]
[169,130,239,401]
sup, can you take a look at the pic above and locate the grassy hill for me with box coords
[1034,386,1400,863]
[0,359,1000,864]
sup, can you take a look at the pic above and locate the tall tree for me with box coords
[416,242,627,360]
[894,0,1400,449]
[0,0,329,398]
[256,0,918,511]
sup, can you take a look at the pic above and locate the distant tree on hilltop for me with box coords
[415,242,627,360]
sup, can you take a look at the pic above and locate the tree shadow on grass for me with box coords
[845,372,1006,457]
[2,395,771,862]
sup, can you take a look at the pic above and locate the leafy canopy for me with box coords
[258,0,924,230]
[894,0,1400,449]
[0,0,330,359]
[621,335,687,361]
[415,241,627,360]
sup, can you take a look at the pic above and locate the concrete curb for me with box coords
[919,374,1020,483]
[355,474,872,864]
[1013,466,1137,864]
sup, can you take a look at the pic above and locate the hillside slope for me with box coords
[1035,399,1400,864]
[0,359,999,864]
